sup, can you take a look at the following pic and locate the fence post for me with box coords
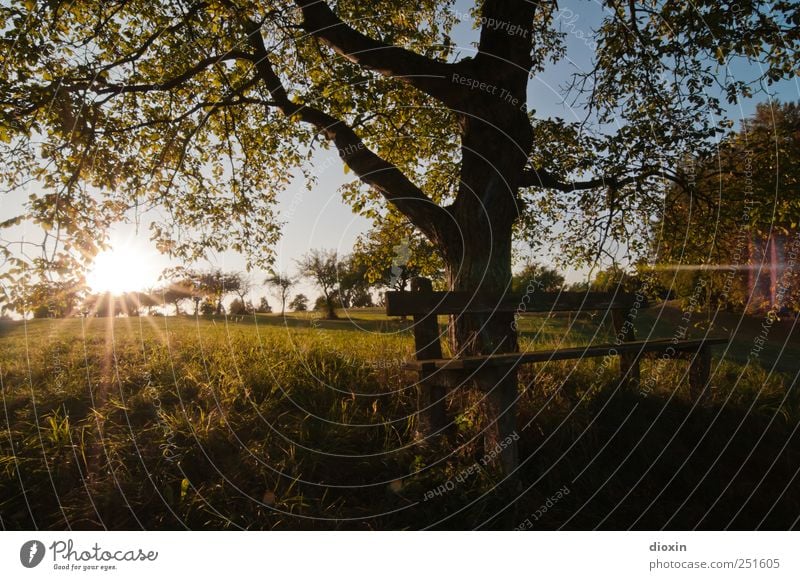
[410,277,447,438]
[689,344,711,402]
[612,308,640,392]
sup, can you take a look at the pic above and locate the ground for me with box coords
[0,304,797,529]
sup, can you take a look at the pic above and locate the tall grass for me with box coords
[0,313,797,529]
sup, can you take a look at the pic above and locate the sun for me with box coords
[86,243,160,294]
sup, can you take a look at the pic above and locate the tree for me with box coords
[229,298,254,316]
[232,273,253,308]
[289,293,308,312]
[255,296,272,314]
[651,102,800,313]
[83,292,122,318]
[352,210,443,291]
[264,272,296,316]
[2,1,797,472]
[23,279,82,318]
[297,250,340,320]
[512,262,565,294]
[199,299,216,317]
[313,295,329,312]
[126,291,160,316]
[156,281,197,316]
[190,270,242,315]
[337,255,374,308]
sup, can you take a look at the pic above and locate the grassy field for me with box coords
[1,305,798,529]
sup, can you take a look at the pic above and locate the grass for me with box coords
[0,306,798,530]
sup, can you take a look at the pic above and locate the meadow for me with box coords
[1,306,798,530]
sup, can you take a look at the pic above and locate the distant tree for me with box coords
[190,270,242,315]
[199,299,216,317]
[84,293,122,317]
[651,102,800,313]
[119,293,140,317]
[231,273,253,307]
[512,262,565,293]
[297,250,340,319]
[288,293,308,312]
[155,282,196,316]
[32,304,50,319]
[127,291,160,316]
[255,296,272,314]
[24,280,82,318]
[565,280,590,293]
[589,266,641,294]
[264,272,296,316]
[313,295,328,312]
[338,255,373,308]
[352,211,443,291]
[229,298,254,316]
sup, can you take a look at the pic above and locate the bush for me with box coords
[200,300,216,316]
[255,297,272,313]
[229,299,253,315]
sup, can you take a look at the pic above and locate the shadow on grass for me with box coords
[412,384,800,531]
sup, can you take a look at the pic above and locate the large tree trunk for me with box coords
[324,294,338,320]
[435,82,532,476]
[442,221,520,476]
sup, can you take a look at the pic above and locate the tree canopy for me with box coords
[264,271,295,315]
[650,101,800,312]
[2,1,798,306]
[297,249,340,319]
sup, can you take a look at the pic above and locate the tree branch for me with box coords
[246,21,450,243]
[292,0,458,107]
[520,166,671,192]
[89,51,256,96]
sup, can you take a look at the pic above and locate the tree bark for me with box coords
[437,69,532,476]
[325,295,338,320]
[443,223,520,476]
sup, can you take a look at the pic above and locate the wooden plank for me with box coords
[401,338,728,371]
[385,289,640,317]
[409,278,447,437]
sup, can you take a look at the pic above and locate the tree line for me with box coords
[14,242,606,320]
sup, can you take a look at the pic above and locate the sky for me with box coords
[4,0,799,312]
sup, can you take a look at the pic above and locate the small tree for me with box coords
[84,293,122,318]
[289,293,308,312]
[353,211,443,292]
[24,280,82,319]
[313,296,328,312]
[297,250,340,319]
[199,299,216,317]
[512,262,565,293]
[255,296,272,314]
[338,255,374,308]
[232,273,253,307]
[190,270,242,315]
[264,272,295,316]
[157,282,196,316]
[590,266,639,294]
[229,298,253,316]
